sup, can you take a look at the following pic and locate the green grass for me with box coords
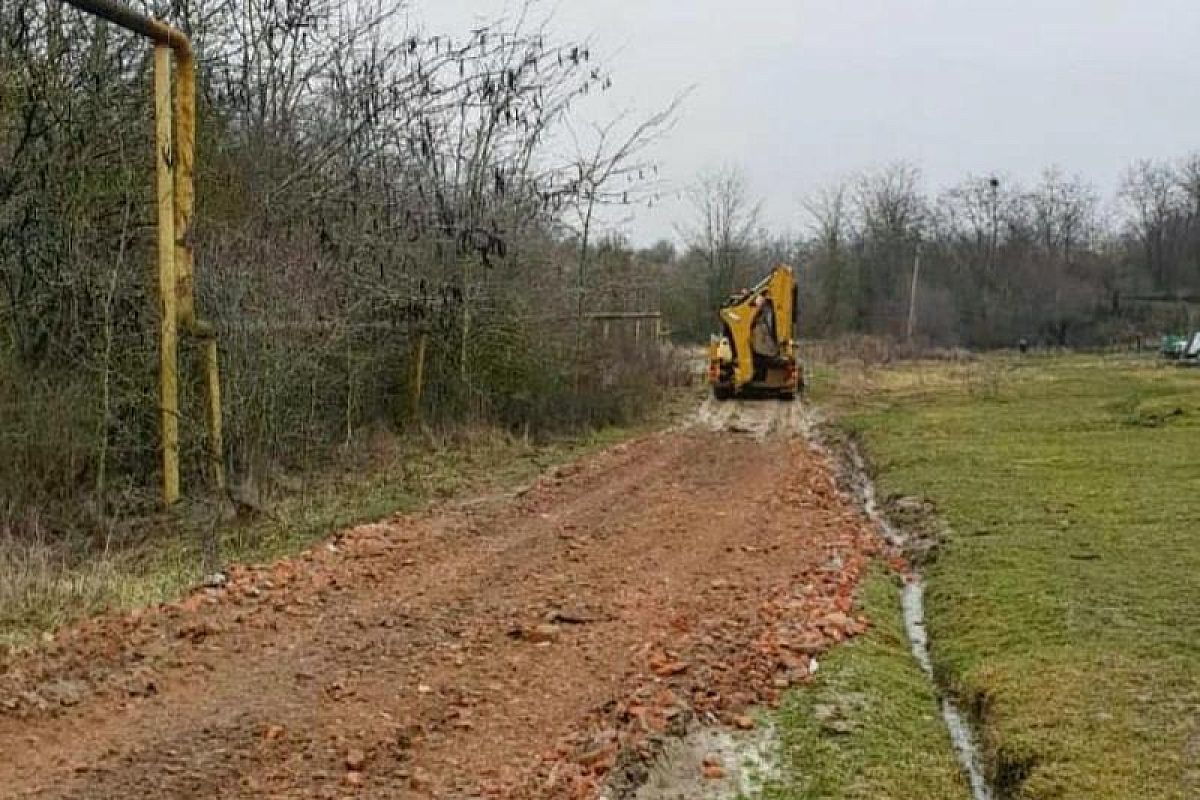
[762,570,971,799]
[833,354,1200,799]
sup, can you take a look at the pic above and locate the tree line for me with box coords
[659,158,1200,348]
[4,0,1195,539]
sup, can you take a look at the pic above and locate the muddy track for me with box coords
[0,402,884,799]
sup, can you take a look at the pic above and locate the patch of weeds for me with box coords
[1115,394,1198,428]
[0,402,676,651]
[962,360,1008,401]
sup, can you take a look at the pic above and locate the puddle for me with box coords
[847,440,995,800]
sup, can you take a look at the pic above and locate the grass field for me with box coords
[826,354,1200,799]
[763,569,971,799]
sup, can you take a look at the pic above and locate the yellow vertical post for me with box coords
[171,44,223,490]
[202,338,225,489]
[410,331,428,422]
[62,2,222,501]
[155,44,179,505]
[173,49,195,328]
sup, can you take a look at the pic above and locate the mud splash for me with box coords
[846,441,995,800]
[690,396,814,439]
[602,724,779,800]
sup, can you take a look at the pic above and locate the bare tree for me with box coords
[1029,167,1098,267]
[854,163,924,242]
[1177,154,1200,286]
[678,166,762,311]
[1120,159,1186,290]
[938,175,1013,274]
[802,182,854,329]
[561,94,686,367]
[851,163,925,332]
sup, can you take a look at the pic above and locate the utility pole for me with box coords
[906,241,922,341]
[988,176,1000,274]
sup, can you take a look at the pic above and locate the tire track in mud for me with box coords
[1,401,883,800]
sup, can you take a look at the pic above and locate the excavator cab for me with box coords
[708,265,803,400]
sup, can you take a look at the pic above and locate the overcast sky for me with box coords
[412,0,1200,245]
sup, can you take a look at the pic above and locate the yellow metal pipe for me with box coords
[172,48,226,491]
[174,52,196,328]
[64,0,225,499]
[61,0,190,52]
[154,45,180,506]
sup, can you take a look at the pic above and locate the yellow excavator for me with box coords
[707,265,803,400]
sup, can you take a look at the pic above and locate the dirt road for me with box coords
[0,401,885,799]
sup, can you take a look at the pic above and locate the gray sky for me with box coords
[413,0,1200,245]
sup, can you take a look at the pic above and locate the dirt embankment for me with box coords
[0,403,886,799]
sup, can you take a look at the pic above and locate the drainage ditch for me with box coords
[845,438,996,800]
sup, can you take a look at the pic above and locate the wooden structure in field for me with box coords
[586,311,663,345]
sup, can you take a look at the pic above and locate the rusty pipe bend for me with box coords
[60,0,192,56]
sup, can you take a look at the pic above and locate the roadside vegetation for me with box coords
[763,569,970,799]
[0,399,689,651]
[1,0,690,646]
[825,352,1200,799]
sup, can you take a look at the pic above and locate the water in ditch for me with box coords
[849,443,995,800]
[902,581,994,800]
